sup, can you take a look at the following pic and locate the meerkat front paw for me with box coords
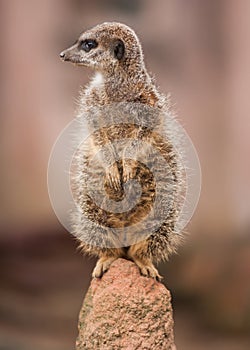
[105,163,121,191]
[92,256,117,278]
[104,163,125,201]
[122,159,135,183]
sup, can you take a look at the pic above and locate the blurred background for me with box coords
[1,0,250,349]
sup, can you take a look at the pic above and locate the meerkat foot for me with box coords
[92,256,117,278]
[106,163,121,191]
[131,257,162,281]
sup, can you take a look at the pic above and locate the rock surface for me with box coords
[76,258,176,350]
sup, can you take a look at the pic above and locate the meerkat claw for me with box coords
[140,265,162,281]
[129,256,162,281]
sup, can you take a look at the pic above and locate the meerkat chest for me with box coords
[90,72,104,89]
[82,72,107,108]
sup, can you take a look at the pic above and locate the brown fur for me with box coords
[60,22,184,280]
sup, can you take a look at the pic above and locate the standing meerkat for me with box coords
[60,22,184,280]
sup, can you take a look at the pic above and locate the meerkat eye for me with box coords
[80,39,98,52]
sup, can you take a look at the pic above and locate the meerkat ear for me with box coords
[113,39,125,60]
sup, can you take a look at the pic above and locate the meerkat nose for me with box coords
[60,51,66,60]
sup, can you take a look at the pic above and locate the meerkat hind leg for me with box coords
[128,243,162,281]
[92,256,117,278]
[92,249,125,278]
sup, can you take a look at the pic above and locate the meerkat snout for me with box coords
[59,42,82,64]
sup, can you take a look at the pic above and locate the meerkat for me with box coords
[60,22,184,280]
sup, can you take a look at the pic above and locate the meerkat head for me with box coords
[60,22,145,75]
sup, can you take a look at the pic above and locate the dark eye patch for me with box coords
[114,39,125,60]
[79,39,98,52]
